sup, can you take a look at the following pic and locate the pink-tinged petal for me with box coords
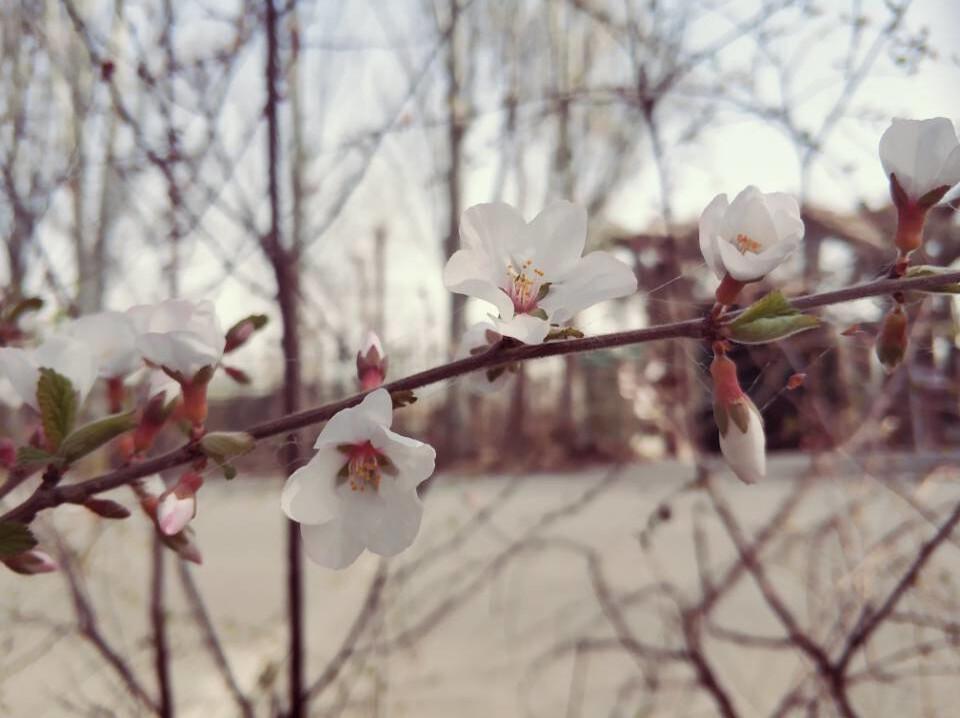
[523,201,587,276]
[280,446,344,525]
[443,249,515,319]
[301,520,365,569]
[158,493,196,536]
[699,193,729,279]
[539,251,637,323]
[495,314,551,345]
[372,426,436,492]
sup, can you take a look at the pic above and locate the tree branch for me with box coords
[3,268,960,524]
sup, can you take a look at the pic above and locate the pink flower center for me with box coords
[339,440,388,493]
[503,260,545,314]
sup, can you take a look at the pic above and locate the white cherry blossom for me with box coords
[0,336,98,411]
[699,186,804,285]
[880,117,960,202]
[128,299,225,380]
[443,201,637,345]
[281,388,436,569]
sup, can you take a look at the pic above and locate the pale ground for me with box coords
[2,454,960,717]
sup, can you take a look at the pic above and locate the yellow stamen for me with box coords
[735,233,762,254]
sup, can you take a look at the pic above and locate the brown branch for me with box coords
[4,269,960,525]
[150,535,173,718]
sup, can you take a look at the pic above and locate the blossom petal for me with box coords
[65,311,141,379]
[314,388,393,448]
[158,494,196,536]
[443,249,515,320]
[724,186,779,252]
[494,314,551,344]
[280,446,344,524]
[460,202,528,262]
[880,119,922,195]
[719,403,766,484]
[523,201,587,276]
[699,193,729,279]
[301,520,365,569]
[0,348,41,410]
[540,251,637,323]
[33,337,99,407]
[372,426,436,492]
[938,145,960,192]
[717,240,767,282]
[341,489,423,557]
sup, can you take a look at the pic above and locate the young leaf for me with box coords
[200,431,255,461]
[0,522,38,557]
[16,446,58,469]
[36,369,78,451]
[725,291,820,345]
[59,410,138,464]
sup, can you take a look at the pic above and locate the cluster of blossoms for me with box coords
[5,117,958,576]
[0,299,263,573]
[283,116,960,566]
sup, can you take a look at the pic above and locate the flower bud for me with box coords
[356,331,388,390]
[3,549,58,575]
[134,392,174,454]
[711,352,766,485]
[157,471,203,536]
[876,304,908,373]
[83,497,132,520]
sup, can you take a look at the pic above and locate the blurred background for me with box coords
[3,0,960,716]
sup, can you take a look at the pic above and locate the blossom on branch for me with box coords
[0,336,98,411]
[442,201,637,344]
[281,388,436,569]
[2,549,58,575]
[711,350,765,484]
[699,186,804,305]
[879,117,960,254]
[157,471,203,536]
[128,299,225,428]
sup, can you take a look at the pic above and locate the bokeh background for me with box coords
[3,1,960,716]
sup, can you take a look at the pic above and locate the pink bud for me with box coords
[356,331,388,390]
[157,472,202,536]
[3,549,59,575]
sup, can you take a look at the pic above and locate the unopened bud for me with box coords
[134,392,174,453]
[3,549,58,575]
[224,314,268,353]
[83,497,132,520]
[876,304,908,373]
[889,173,949,256]
[223,366,251,384]
[711,351,766,485]
[356,331,388,390]
[157,471,203,536]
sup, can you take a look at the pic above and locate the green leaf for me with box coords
[529,308,548,320]
[725,291,820,345]
[0,522,37,557]
[36,369,78,450]
[904,265,960,294]
[16,446,58,469]
[59,410,138,464]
